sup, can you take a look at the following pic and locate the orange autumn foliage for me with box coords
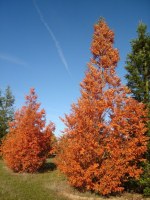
[2,88,55,173]
[56,19,148,195]
[49,133,57,157]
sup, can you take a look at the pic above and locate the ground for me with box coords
[0,158,150,200]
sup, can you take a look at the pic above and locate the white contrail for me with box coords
[33,0,71,76]
[0,53,27,67]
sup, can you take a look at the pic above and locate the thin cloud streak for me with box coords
[33,0,71,76]
[0,53,27,67]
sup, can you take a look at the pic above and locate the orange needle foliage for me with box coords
[2,88,55,173]
[56,19,148,195]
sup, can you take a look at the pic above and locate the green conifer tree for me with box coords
[0,86,15,143]
[125,22,150,196]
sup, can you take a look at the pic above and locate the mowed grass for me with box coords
[0,158,150,200]
[0,158,69,200]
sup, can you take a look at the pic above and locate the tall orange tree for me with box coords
[2,88,55,173]
[56,19,148,195]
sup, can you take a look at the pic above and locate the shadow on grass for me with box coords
[39,162,57,173]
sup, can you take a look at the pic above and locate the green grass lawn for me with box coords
[0,158,69,200]
[0,158,149,200]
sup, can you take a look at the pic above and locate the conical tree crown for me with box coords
[2,88,54,173]
[56,19,148,195]
[11,88,46,134]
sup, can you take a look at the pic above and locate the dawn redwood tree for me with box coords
[2,88,55,173]
[56,19,148,195]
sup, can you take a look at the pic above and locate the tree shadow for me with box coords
[39,161,57,173]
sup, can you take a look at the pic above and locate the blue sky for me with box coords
[0,0,150,136]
